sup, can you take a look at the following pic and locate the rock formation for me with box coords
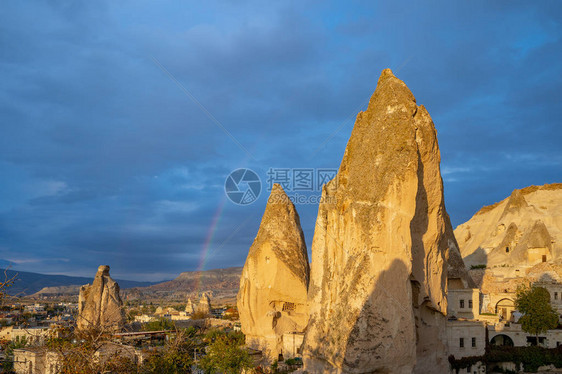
[456,183,562,270]
[302,69,452,373]
[77,265,126,331]
[197,292,212,314]
[237,184,310,361]
[185,297,195,314]
[447,222,477,290]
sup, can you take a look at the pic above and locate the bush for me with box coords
[449,346,562,373]
[2,336,29,371]
[448,354,484,373]
[191,311,210,320]
[144,317,176,331]
[140,328,198,374]
[484,346,562,372]
[470,264,487,270]
[285,357,302,366]
[198,331,252,374]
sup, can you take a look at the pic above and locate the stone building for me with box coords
[282,332,304,359]
[13,348,60,374]
[488,322,562,348]
[447,320,486,373]
[524,221,553,265]
[13,343,140,374]
[447,288,480,320]
[0,326,53,346]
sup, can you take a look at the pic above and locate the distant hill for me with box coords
[123,267,243,304]
[0,268,160,296]
[140,267,242,293]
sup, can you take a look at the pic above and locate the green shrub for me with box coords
[470,264,487,270]
[144,317,175,331]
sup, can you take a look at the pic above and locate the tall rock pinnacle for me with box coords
[302,69,452,373]
[77,265,126,331]
[237,184,310,360]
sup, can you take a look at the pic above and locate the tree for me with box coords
[47,325,138,374]
[0,268,17,306]
[2,336,29,371]
[144,317,176,331]
[140,328,198,374]
[515,285,559,338]
[198,331,253,374]
[191,310,210,320]
[127,308,142,322]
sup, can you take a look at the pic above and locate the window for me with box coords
[543,255,547,262]
[460,337,464,348]
[469,299,473,309]
[472,337,476,347]
[555,292,558,300]
[527,336,546,345]
[506,247,509,253]
[282,302,296,311]
[460,299,465,308]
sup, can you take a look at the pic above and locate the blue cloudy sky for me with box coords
[1,1,561,281]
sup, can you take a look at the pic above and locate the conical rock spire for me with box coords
[237,184,310,361]
[302,69,454,373]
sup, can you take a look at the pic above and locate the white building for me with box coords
[446,320,486,374]
[0,327,51,345]
[13,348,60,374]
[448,288,480,319]
[282,332,304,359]
[134,314,156,323]
[489,322,562,348]
[23,304,45,314]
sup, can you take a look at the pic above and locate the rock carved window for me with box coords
[282,302,296,311]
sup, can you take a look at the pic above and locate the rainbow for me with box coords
[194,197,226,294]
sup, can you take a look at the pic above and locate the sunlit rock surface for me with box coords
[302,69,452,373]
[185,297,195,314]
[197,292,212,314]
[237,184,310,361]
[77,265,125,331]
[456,183,562,270]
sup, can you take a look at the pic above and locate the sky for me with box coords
[1,1,561,281]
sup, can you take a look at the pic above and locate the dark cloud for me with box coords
[0,0,561,280]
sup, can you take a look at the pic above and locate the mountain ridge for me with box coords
[0,268,162,296]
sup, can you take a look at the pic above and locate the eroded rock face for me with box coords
[197,292,212,314]
[456,184,562,271]
[186,297,195,314]
[447,221,477,290]
[302,69,450,373]
[77,265,125,331]
[237,184,310,361]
